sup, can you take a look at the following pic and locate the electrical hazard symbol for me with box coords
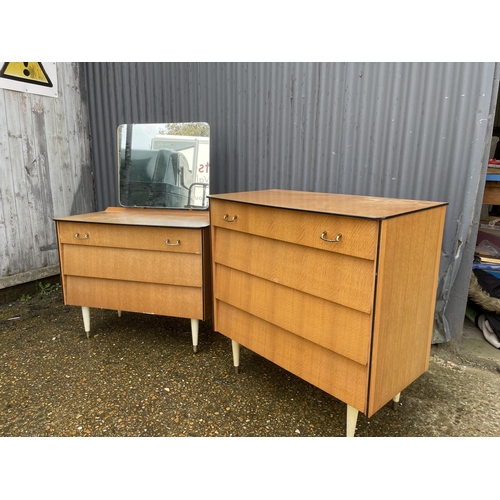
[0,62,53,87]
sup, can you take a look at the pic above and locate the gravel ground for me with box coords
[1,287,500,438]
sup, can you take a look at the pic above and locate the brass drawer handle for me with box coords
[320,231,342,242]
[165,239,181,246]
[74,233,89,240]
[223,214,237,222]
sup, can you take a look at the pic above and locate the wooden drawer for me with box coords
[213,227,376,314]
[57,221,202,254]
[214,265,372,364]
[65,276,204,318]
[210,199,379,261]
[62,245,202,286]
[216,301,369,412]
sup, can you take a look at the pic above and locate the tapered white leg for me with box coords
[232,340,240,374]
[392,392,401,410]
[117,310,122,317]
[81,306,90,339]
[346,405,359,437]
[190,319,199,353]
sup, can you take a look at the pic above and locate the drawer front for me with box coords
[213,227,376,314]
[57,221,202,254]
[62,245,202,286]
[216,301,369,412]
[215,265,372,365]
[65,276,204,318]
[210,200,378,261]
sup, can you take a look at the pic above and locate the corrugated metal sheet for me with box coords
[0,62,94,288]
[83,62,500,343]
[495,89,500,128]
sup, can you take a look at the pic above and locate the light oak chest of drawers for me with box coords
[209,190,447,436]
[55,207,212,351]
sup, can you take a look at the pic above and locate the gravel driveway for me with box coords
[1,288,500,437]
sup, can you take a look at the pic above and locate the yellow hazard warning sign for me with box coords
[0,62,53,87]
[0,62,58,98]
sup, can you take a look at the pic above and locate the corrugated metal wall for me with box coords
[495,89,500,128]
[83,62,500,343]
[0,62,94,289]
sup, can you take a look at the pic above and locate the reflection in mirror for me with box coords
[118,122,210,209]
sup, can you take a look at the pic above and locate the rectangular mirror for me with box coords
[118,122,210,209]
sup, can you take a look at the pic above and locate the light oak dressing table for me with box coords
[55,207,211,350]
[209,189,447,436]
[55,122,212,351]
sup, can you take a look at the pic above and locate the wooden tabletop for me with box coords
[208,190,448,219]
[54,206,210,228]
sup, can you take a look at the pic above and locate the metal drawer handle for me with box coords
[165,239,180,246]
[320,231,342,242]
[74,233,89,240]
[223,214,237,222]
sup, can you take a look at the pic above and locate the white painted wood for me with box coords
[0,89,14,280]
[4,91,34,275]
[45,76,72,218]
[0,63,94,289]
[25,94,54,269]
[81,306,90,338]
[117,310,122,317]
[231,340,240,373]
[190,318,199,353]
[346,405,359,437]
[0,265,60,289]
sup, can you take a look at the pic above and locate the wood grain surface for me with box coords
[55,206,210,228]
[209,189,447,219]
[210,192,447,419]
